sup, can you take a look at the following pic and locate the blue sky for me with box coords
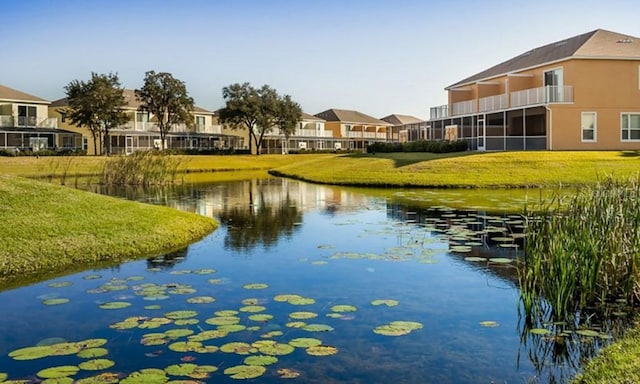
[2,0,639,119]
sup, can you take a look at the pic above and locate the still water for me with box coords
[0,178,603,383]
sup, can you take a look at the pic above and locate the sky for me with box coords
[2,0,639,120]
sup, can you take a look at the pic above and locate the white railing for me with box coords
[479,94,509,112]
[511,86,573,107]
[0,115,58,128]
[266,127,333,137]
[452,100,477,116]
[430,105,449,119]
[347,131,388,139]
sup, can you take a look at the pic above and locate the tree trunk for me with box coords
[104,127,111,156]
[91,130,98,156]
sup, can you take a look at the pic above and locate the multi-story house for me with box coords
[427,29,640,151]
[0,84,81,152]
[50,89,241,155]
[260,112,338,154]
[314,108,393,151]
[380,114,427,143]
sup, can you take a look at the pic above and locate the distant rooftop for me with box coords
[315,108,391,126]
[0,84,49,104]
[380,114,425,126]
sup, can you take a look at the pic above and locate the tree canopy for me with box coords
[218,83,302,155]
[135,71,194,151]
[64,72,128,155]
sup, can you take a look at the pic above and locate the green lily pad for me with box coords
[164,328,195,338]
[306,345,338,356]
[164,363,197,376]
[168,341,203,352]
[302,324,334,332]
[576,329,600,337]
[205,316,240,325]
[37,365,79,379]
[529,328,552,335]
[464,257,488,262]
[43,298,70,306]
[260,330,283,338]
[220,342,256,355]
[257,342,295,356]
[239,305,266,313]
[77,348,109,358]
[48,281,73,288]
[311,260,328,265]
[243,283,268,290]
[373,325,411,336]
[82,274,102,280]
[488,258,513,264]
[188,330,228,341]
[139,317,172,329]
[285,321,306,328]
[277,368,301,379]
[174,319,199,326]
[223,365,266,379]
[215,310,239,316]
[0,373,6,382]
[289,311,318,320]
[241,298,259,305]
[186,296,215,304]
[330,305,357,313]
[371,299,399,307]
[479,321,499,328]
[119,369,168,384]
[78,359,115,371]
[74,372,120,383]
[273,294,303,302]
[194,268,217,274]
[99,302,131,310]
[217,324,247,332]
[165,310,198,319]
[248,314,274,322]
[244,355,278,366]
[389,321,423,330]
[289,337,322,348]
[41,377,75,384]
[144,305,161,310]
[288,297,315,305]
[9,345,55,360]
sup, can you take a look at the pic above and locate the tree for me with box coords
[275,94,302,154]
[219,83,301,155]
[135,71,194,151]
[64,72,128,156]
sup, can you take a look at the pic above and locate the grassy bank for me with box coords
[0,175,217,289]
[573,328,640,383]
[270,151,640,188]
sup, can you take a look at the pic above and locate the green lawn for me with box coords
[0,175,217,290]
[573,328,640,383]
[270,151,640,188]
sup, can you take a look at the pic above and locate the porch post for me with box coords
[523,108,527,150]
[503,111,506,151]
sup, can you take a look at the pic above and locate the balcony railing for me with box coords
[117,121,222,134]
[430,105,449,119]
[479,94,508,112]
[452,100,477,116]
[347,131,387,139]
[265,127,333,137]
[510,86,573,108]
[0,115,58,128]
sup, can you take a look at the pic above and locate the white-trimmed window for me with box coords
[581,112,596,142]
[621,113,640,141]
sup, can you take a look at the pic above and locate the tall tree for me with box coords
[136,71,194,151]
[219,83,301,155]
[64,72,127,156]
[275,94,302,154]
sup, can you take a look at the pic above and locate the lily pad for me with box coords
[205,316,240,326]
[576,329,600,337]
[479,321,499,328]
[371,299,399,307]
[285,321,306,328]
[289,311,318,320]
[43,298,70,306]
[77,348,109,358]
[78,359,115,371]
[188,330,228,341]
[164,363,198,376]
[37,366,80,379]
[306,345,338,356]
[257,342,295,356]
[373,325,411,336]
[217,324,247,332]
[488,258,513,264]
[244,355,278,366]
[220,342,255,355]
[464,257,487,262]
[243,283,268,290]
[99,302,131,310]
[74,372,120,383]
[241,298,259,305]
[9,345,55,360]
[174,319,199,326]
[389,321,423,330]
[186,296,215,304]
[215,310,239,316]
[164,328,195,338]
[302,324,334,332]
[529,328,552,335]
[277,368,301,379]
[168,341,203,352]
[48,281,73,288]
[289,337,322,348]
[248,314,274,322]
[239,305,266,313]
[165,310,198,320]
[330,305,357,313]
[223,365,266,380]
[288,297,315,305]
[273,294,303,302]
[144,305,161,310]
[119,369,168,384]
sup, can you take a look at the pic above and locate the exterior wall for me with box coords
[550,59,640,150]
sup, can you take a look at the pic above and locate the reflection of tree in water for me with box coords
[219,195,302,252]
[146,247,189,270]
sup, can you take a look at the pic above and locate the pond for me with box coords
[0,178,615,383]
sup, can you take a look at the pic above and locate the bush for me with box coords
[0,148,87,157]
[367,140,468,154]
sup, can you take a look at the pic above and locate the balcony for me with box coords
[0,115,58,129]
[347,131,388,139]
[510,86,573,107]
[429,85,575,120]
[266,127,333,137]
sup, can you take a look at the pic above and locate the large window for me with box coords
[18,105,37,126]
[581,112,596,142]
[621,113,640,141]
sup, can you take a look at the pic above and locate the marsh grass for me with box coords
[101,151,182,186]
[519,176,640,321]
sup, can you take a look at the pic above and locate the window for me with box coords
[621,113,640,141]
[18,105,37,126]
[581,112,596,142]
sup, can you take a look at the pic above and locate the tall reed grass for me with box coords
[519,176,640,321]
[101,151,182,186]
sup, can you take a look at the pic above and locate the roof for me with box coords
[0,84,49,104]
[448,29,640,89]
[51,89,211,113]
[380,114,425,126]
[301,112,325,122]
[314,108,391,126]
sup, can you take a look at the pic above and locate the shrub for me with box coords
[367,140,468,154]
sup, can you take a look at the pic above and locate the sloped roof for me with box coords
[314,108,391,126]
[0,84,49,104]
[380,114,425,126]
[448,29,640,89]
[301,112,325,122]
[51,89,212,113]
